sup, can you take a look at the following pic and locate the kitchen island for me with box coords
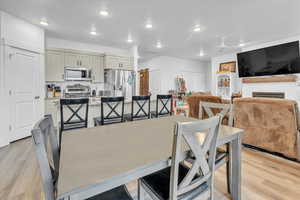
[45,97,157,128]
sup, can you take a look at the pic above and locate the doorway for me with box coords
[139,68,149,96]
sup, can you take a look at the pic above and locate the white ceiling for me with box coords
[1,0,300,60]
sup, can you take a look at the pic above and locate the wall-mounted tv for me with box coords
[237,41,300,77]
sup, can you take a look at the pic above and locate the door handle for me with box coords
[34,96,40,100]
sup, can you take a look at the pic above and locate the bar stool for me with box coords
[151,94,173,118]
[59,98,89,150]
[125,95,151,121]
[94,96,125,126]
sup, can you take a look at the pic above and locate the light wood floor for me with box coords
[0,138,300,200]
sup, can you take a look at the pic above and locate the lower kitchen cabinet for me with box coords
[91,55,104,83]
[44,99,101,128]
[88,105,101,127]
[45,99,60,127]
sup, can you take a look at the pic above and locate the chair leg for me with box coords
[137,179,143,200]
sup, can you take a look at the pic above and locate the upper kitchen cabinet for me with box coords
[104,54,134,70]
[80,54,93,68]
[45,49,104,82]
[65,52,97,69]
[64,52,82,67]
[45,50,65,82]
[91,55,104,83]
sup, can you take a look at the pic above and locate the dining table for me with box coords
[57,115,244,200]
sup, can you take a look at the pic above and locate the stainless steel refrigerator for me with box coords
[104,69,136,100]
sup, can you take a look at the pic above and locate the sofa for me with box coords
[186,94,223,118]
[234,97,300,161]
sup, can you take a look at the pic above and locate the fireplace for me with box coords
[252,92,285,99]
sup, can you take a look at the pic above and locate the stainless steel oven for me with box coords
[64,67,92,81]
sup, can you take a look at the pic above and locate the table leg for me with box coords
[227,142,232,194]
[231,135,242,200]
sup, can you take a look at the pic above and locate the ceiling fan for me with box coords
[217,37,241,53]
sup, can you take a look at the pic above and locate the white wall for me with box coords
[0,12,44,53]
[139,56,209,95]
[46,37,131,56]
[210,53,241,96]
[0,11,45,147]
[240,36,300,103]
[210,35,300,102]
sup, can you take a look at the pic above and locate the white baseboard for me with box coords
[0,139,9,148]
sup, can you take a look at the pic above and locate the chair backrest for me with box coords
[131,95,151,120]
[31,116,59,200]
[169,115,222,200]
[60,98,89,131]
[199,102,234,126]
[186,94,222,118]
[101,96,125,125]
[234,97,299,160]
[156,94,173,117]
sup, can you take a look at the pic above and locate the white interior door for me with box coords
[149,69,161,99]
[7,47,42,142]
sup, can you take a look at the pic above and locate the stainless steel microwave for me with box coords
[64,67,92,81]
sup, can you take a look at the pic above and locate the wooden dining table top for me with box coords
[57,115,243,197]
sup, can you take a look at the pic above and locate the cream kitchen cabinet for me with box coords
[80,54,92,68]
[64,52,95,68]
[104,54,134,70]
[64,52,102,82]
[45,99,59,127]
[65,52,82,68]
[46,50,65,82]
[91,55,104,83]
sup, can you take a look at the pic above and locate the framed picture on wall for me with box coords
[219,61,236,72]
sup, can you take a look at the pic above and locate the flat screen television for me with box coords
[237,41,300,77]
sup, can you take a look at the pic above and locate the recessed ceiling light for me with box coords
[239,42,245,47]
[156,42,162,49]
[99,10,109,16]
[199,52,204,57]
[40,19,48,26]
[145,23,153,29]
[193,25,201,32]
[90,31,97,36]
[127,34,133,43]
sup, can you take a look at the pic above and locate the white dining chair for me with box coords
[138,115,222,200]
[199,101,234,193]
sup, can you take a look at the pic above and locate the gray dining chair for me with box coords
[199,101,234,193]
[32,116,134,200]
[138,115,222,200]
